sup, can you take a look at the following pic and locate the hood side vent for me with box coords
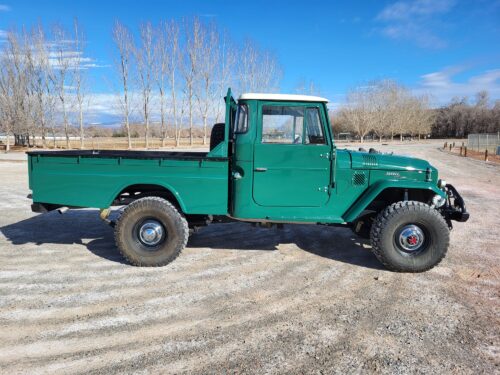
[362,155,378,168]
[352,171,366,186]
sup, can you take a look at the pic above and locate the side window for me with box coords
[305,108,326,144]
[235,104,248,133]
[262,106,304,144]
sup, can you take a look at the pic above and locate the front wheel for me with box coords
[370,201,450,272]
[114,197,189,267]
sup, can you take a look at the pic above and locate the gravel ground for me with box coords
[0,142,498,374]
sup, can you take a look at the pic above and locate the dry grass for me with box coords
[446,146,500,164]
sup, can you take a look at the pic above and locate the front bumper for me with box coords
[442,184,469,222]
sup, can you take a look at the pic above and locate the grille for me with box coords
[362,155,378,167]
[352,172,366,186]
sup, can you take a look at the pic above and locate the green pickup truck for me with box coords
[27,89,469,272]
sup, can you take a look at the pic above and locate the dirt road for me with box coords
[0,142,498,374]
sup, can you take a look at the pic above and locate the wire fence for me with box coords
[467,133,500,154]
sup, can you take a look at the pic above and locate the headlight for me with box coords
[438,179,447,189]
[432,194,446,208]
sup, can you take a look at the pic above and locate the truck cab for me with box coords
[231,93,336,221]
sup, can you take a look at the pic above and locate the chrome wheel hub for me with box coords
[138,220,164,247]
[398,225,425,252]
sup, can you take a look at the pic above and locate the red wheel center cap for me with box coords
[407,235,418,246]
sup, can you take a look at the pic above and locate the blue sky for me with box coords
[1,0,499,122]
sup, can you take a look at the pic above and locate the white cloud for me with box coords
[413,66,500,105]
[375,0,456,49]
[377,0,455,21]
[0,4,10,12]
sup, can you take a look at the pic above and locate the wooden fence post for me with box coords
[464,146,467,157]
[449,144,452,151]
[460,146,463,156]
[485,149,488,161]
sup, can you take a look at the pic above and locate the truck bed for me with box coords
[27,149,227,161]
[27,149,229,215]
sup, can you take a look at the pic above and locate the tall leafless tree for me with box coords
[112,21,133,149]
[181,17,202,146]
[135,21,155,148]
[52,25,73,149]
[164,21,181,147]
[0,30,31,151]
[154,21,169,147]
[239,40,281,93]
[29,25,55,148]
[195,22,219,145]
[215,31,235,123]
[73,18,87,149]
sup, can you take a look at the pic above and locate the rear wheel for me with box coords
[114,197,188,267]
[370,201,449,272]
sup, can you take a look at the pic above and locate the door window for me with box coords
[262,106,304,144]
[304,108,326,144]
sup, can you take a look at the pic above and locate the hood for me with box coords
[349,150,431,172]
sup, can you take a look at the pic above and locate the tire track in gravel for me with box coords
[0,235,369,373]
[32,265,370,374]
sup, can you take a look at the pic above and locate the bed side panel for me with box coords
[29,155,228,215]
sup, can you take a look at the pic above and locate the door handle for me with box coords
[254,167,268,172]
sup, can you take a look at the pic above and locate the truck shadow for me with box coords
[188,222,385,270]
[0,210,384,270]
[0,210,129,265]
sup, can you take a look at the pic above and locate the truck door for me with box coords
[252,103,332,207]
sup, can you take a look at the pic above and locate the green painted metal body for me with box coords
[28,89,444,224]
[28,154,229,214]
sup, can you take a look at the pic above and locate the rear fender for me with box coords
[106,182,187,213]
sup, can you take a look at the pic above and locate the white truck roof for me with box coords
[239,93,329,103]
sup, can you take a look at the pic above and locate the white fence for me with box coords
[467,133,500,153]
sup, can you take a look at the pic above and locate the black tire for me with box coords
[370,201,449,272]
[114,197,188,267]
[210,123,225,151]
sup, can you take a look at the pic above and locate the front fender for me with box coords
[342,180,445,223]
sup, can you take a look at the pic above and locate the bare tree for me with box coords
[112,21,133,149]
[181,17,202,146]
[0,34,16,152]
[135,21,155,148]
[0,30,31,152]
[215,31,235,123]
[339,87,374,142]
[29,25,55,148]
[239,40,281,93]
[73,18,87,149]
[165,21,182,147]
[195,22,219,145]
[52,25,73,149]
[154,21,169,147]
[294,79,321,95]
